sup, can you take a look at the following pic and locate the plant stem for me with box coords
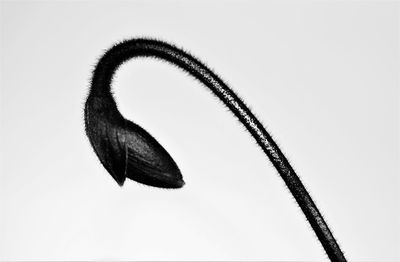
[91,38,347,261]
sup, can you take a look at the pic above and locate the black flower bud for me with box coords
[85,94,184,188]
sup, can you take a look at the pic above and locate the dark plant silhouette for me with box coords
[84,38,346,261]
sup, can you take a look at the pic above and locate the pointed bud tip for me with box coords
[125,168,185,189]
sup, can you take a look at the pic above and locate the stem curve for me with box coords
[88,38,346,261]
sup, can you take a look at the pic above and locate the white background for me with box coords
[1,1,399,261]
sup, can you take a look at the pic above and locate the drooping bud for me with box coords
[84,94,184,188]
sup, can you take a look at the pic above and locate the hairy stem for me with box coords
[90,38,346,261]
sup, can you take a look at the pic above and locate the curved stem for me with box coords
[90,38,346,261]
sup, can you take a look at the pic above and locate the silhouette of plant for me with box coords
[85,38,346,261]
